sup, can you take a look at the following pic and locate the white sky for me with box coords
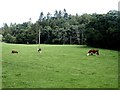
[0,0,119,27]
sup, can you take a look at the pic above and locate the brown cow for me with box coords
[87,49,99,56]
[11,50,18,54]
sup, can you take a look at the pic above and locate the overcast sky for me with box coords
[0,0,119,27]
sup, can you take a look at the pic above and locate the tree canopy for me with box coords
[0,9,119,50]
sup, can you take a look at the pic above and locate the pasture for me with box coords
[2,43,118,88]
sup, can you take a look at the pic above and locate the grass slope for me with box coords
[2,43,118,88]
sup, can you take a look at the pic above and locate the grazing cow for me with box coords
[11,50,18,54]
[38,48,42,53]
[87,49,99,56]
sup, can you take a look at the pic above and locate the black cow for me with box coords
[38,48,42,53]
[12,50,18,54]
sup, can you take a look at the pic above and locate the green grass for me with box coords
[0,41,2,89]
[2,43,118,88]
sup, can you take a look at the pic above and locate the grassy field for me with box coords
[0,41,2,89]
[2,43,118,88]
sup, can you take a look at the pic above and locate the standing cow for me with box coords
[87,49,99,56]
[37,48,42,53]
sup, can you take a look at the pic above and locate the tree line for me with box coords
[0,9,119,50]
